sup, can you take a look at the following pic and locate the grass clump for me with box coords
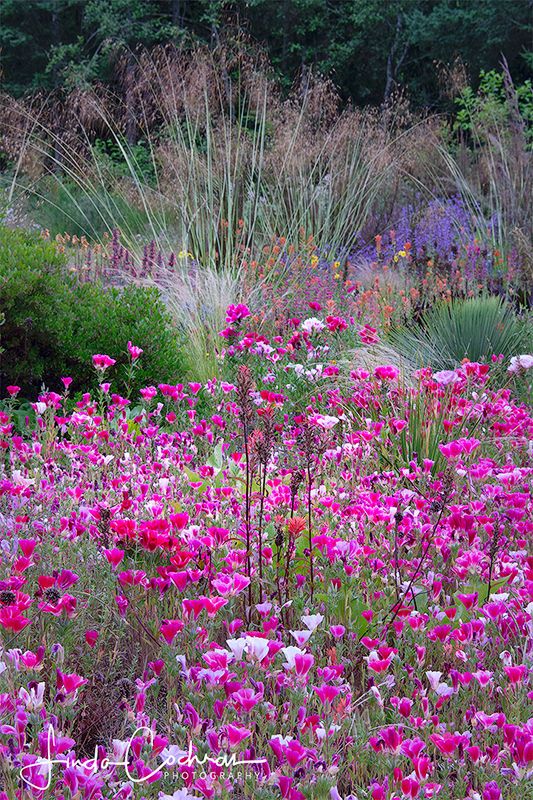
[388,295,524,371]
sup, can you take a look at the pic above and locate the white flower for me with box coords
[508,354,533,373]
[226,639,247,661]
[281,645,305,670]
[159,789,197,800]
[301,613,324,631]
[301,317,325,334]
[243,636,270,663]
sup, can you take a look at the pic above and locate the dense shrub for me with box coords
[55,280,185,397]
[0,225,66,396]
[0,225,185,398]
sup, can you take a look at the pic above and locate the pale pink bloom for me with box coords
[433,370,458,386]
[290,629,312,646]
[310,413,340,430]
[18,682,45,711]
[211,573,250,597]
[301,613,324,631]
[426,671,443,691]
[508,354,533,373]
[472,670,493,687]
[301,317,325,334]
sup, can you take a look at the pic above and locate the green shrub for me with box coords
[0,225,67,396]
[55,281,185,397]
[0,224,185,398]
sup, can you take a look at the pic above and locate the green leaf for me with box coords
[206,441,223,470]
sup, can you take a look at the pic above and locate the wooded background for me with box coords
[1,0,531,107]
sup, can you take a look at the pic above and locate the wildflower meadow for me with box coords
[1,30,533,800]
[1,216,533,800]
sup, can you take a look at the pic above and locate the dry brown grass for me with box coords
[2,39,529,266]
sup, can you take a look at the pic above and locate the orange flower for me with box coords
[288,517,306,536]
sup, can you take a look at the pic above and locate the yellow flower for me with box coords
[398,250,406,257]
[394,255,399,262]
[334,273,340,280]
[333,261,340,269]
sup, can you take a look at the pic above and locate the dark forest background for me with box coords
[1,0,531,108]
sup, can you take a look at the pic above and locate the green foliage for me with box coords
[1,0,531,108]
[56,281,185,397]
[0,224,185,398]
[455,68,533,148]
[388,296,524,371]
[0,225,67,395]
[24,177,158,241]
[93,138,157,184]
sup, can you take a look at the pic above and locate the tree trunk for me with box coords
[124,56,136,146]
[51,9,64,174]
[282,0,291,75]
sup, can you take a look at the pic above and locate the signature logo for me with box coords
[20,725,268,791]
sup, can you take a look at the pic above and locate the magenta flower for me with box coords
[429,732,463,757]
[140,385,157,400]
[283,739,308,767]
[232,687,264,713]
[313,684,342,705]
[85,631,98,648]
[293,652,314,679]
[218,326,239,338]
[118,569,146,586]
[211,573,251,598]
[56,668,88,705]
[456,591,478,609]
[6,385,20,396]
[115,595,129,617]
[19,648,45,670]
[103,548,125,570]
[504,664,528,685]
[359,324,379,345]
[225,723,251,749]
[225,303,252,323]
[159,619,185,644]
[375,364,399,381]
[127,341,143,360]
[92,353,116,371]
